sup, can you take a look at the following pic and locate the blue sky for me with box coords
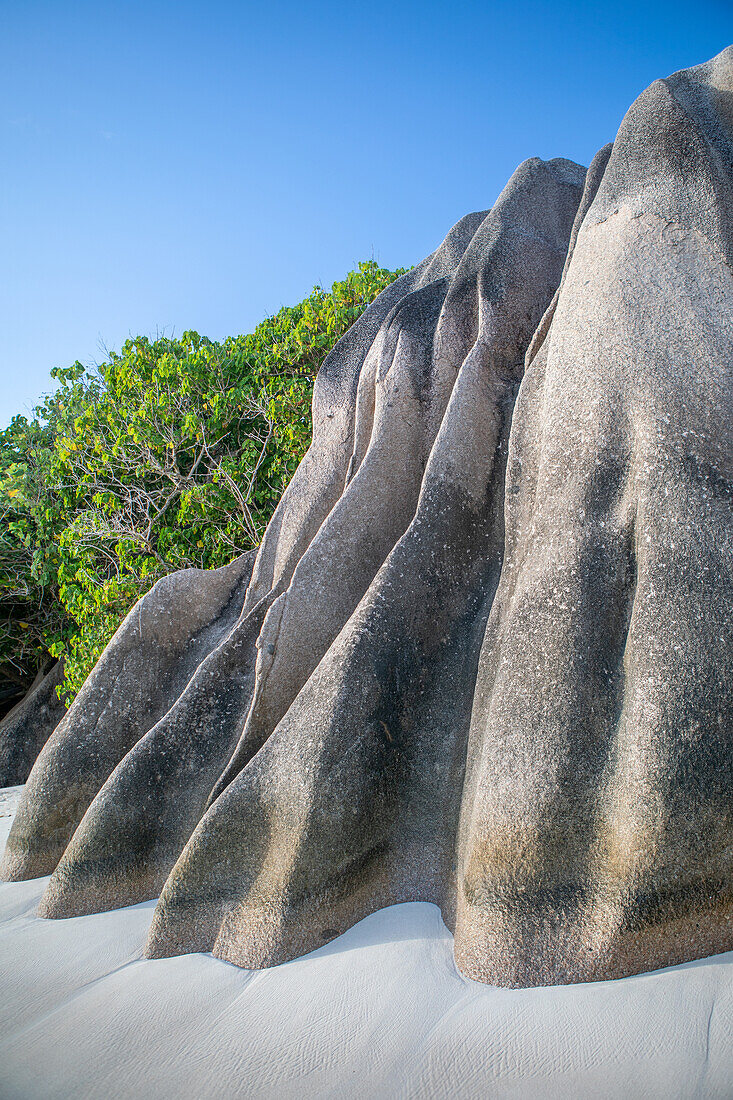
[2,0,730,425]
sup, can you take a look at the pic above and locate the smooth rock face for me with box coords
[2,49,732,988]
[0,662,67,786]
[0,551,257,886]
[455,48,733,985]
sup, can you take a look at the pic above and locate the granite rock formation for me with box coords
[0,661,67,786]
[2,49,731,987]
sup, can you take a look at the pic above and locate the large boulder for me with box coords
[454,47,733,985]
[1,151,585,933]
[2,48,732,989]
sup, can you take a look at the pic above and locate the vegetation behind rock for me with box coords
[0,261,405,704]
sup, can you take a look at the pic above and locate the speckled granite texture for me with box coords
[2,49,731,987]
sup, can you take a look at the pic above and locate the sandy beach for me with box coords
[1,786,732,1099]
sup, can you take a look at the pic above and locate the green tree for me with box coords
[0,363,94,709]
[0,261,405,704]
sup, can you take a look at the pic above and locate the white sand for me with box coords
[0,787,731,1099]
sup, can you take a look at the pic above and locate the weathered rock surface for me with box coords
[2,48,732,987]
[455,47,733,985]
[0,662,67,786]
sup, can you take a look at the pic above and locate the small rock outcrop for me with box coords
[0,662,67,787]
[2,49,731,987]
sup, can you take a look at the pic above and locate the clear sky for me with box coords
[2,0,730,425]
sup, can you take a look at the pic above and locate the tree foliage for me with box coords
[0,261,405,703]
